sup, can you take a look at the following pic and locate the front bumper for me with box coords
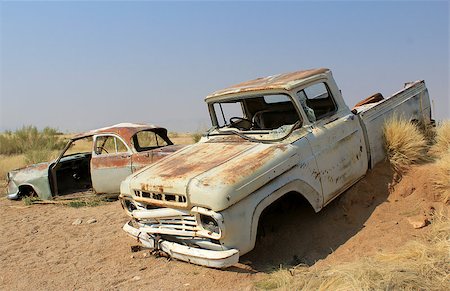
[6,177,20,200]
[7,190,20,200]
[123,221,239,268]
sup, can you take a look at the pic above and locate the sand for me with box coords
[0,161,446,290]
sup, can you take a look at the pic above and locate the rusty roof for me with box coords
[206,68,329,100]
[72,123,167,144]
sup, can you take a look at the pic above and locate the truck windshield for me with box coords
[210,94,301,131]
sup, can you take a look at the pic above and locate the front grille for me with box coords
[149,215,198,232]
[134,190,187,203]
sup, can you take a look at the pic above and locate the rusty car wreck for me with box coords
[6,123,183,200]
[118,68,433,268]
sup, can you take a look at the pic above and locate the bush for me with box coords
[429,121,450,158]
[432,152,450,204]
[192,132,203,143]
[0,126,65,163]
[383,116,428,173]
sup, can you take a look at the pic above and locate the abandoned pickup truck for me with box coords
[119,68,432,268]
[6,123,183,200]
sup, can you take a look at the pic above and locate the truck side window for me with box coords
[296,82,337,121]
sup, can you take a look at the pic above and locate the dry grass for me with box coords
[256,212,450,291]
[0,155,26,178]
[170,133,196,145]
[429,121,450,158]
[0,154,26,196]
[191,132,203,143]
[432,152,450,204]
[383,116,428,173]
[0,126,66,164]
[64,136,92,155]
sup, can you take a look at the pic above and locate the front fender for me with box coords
[219,166,322,256]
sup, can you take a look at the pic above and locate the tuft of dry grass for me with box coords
[432,151,450,204]
[255,212,450,291]
[383,116,428,174]
[0,154,26,196]
[0,155,26,177]
[429,121,450,158]
[191,132,203,143]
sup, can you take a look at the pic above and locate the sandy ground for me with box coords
[0,161,445,290]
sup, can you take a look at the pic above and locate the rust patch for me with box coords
[91,156,130,169]
[145,142,257,179]
[16,162,50,173]
[200,144,289,186]
[73,123,169,149]
[134,196,189,209]
[206,68,328,99]
[29,163,49,171]
[353,93,384,109]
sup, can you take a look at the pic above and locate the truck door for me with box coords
[297,82,368,204]
[90,134,133,194]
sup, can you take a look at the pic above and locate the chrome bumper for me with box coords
[123,221,239,268]
[7,190,20,200]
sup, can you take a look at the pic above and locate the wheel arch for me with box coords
[18,183,38,198]
[245,179,322,255]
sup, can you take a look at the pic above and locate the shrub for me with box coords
[429,121,450,158]
[168,131,179,138]
[383,116,428,173]
[192,132,203,143]
[432,152,450,204]
[0,126,65,163]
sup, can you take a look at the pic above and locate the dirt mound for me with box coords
[243,161,446,270]
[0,161,447,290]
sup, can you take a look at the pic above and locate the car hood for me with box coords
[127,140,299,211]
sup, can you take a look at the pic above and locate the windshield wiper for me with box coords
[205,125,218,139]
[214,121,301,143]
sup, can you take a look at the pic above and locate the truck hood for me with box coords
[127,141,299,211]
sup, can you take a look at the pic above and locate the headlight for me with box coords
[7,170,19,182]
[6,172,13,182]
[120,197,137,215]
[124,199,137,212]
[191,207,225,239]
[200,214,220,234]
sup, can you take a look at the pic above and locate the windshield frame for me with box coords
[207,90,303,132]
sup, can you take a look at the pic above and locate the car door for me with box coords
[90,134,133,194]
[298,82,368,204]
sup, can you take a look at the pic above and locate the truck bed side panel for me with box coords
[356,81,431,167]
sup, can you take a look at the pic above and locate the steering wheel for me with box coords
[229,117,253,130]
[96,146,109,154]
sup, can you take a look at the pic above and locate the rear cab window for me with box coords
[296,82,337,122]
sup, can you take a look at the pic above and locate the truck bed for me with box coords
[354,80,432,167]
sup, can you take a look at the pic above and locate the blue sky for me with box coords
[0,1,448,132]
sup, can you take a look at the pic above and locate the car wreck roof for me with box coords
[205,68,329,101]
[72,123,167,142]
